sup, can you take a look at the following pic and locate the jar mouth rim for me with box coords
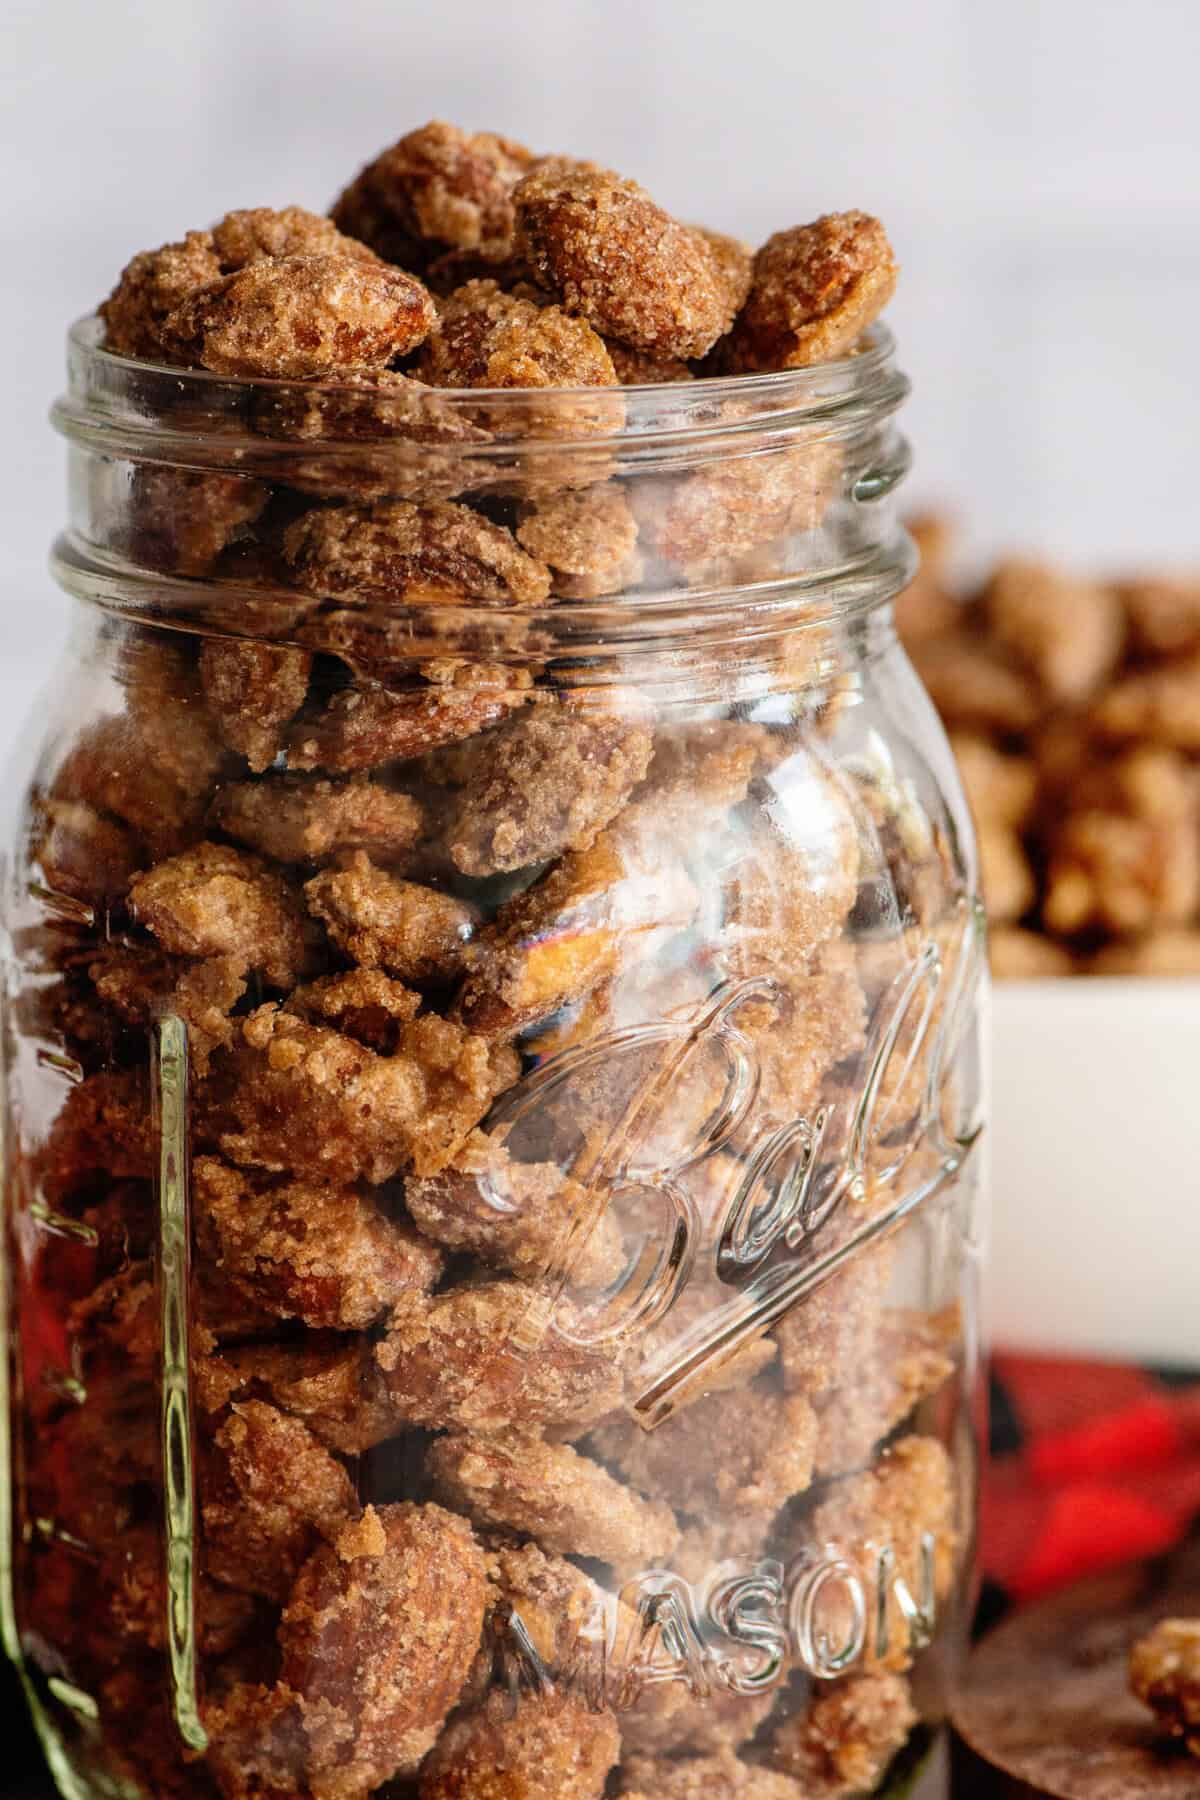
[64,313,899,432]
[53,316,915,656]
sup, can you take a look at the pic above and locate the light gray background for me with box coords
[3,0,1198,762]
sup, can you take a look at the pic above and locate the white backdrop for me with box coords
[3,0,1199,763]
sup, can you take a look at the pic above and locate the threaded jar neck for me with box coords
[50,318,914,681]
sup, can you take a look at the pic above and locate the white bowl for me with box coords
[988,978,1200,1365]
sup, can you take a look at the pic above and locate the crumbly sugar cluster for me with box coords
[898,515,1200,978]
[1129,1617,1200,1759]
[16,122,965,1800]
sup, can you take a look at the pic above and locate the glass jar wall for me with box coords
[0,323,985,1800]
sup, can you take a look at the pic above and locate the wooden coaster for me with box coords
[951,1534,1200,1797]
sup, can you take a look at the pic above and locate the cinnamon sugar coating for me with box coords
[1129,1617,1200,1757]
[620,1687,778,1760]
[634,441,839,571]
[516,484,639,597]
[604,339,695,384]
[514,163,741,360]
[283,498,551,607]
[638,719,769,826]
[201,1399,356,1601]
[589,1386,817,1540]
[212,773,426,865]
[161,253,436,379]
[766,1671,918,1795]
[203,1682,313,1800]
[52,677,228,862]
[376,1281,623,1435]
[404,1129,626,1288]
[394,1009,525,1175]
[305,852,476,979]
[278,1503,489,1791]
[298,603,540,683]
[21,1530,244,1687]
[211,1002,517,1183]
[473,1541,634,1728]
[814,1306,957,1478]
[217,1334,397,1457]
[37,1069,154,1199]
[210,205,379,269]
[696,227,754,318]
[30,796,143,905]
[194,1155,442,1329]
[123,465,269,577]
[102,208,378,361]
[332,121,537,268]
[727,938,867,1136]
[776,1245,895,1406]
[102,1526,262,1661]
[100,228,222,359]
[428,1429,679,1569]
[287,967,422,1050]
[251,366,490,498]
[445,707,654,875]
[722,779,861,976]
[719,212,898,372]
[420,1689,620,1800]
[453,823,696,1037]
[129,840,309,986]
[89,940,247,1073]
[627,1278,781,1419]
[200,639,313,771]
[64,1261,160,1370]
[419,278,618,391]
[286,666,531,773]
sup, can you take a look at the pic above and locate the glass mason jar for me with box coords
[0,319,986,1800]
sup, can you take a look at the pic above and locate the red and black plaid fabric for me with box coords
[983,1351,1200,1610]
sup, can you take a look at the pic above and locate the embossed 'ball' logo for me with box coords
[477,898,985,1428]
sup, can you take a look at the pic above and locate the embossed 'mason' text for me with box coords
[493,1538,941,1706]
